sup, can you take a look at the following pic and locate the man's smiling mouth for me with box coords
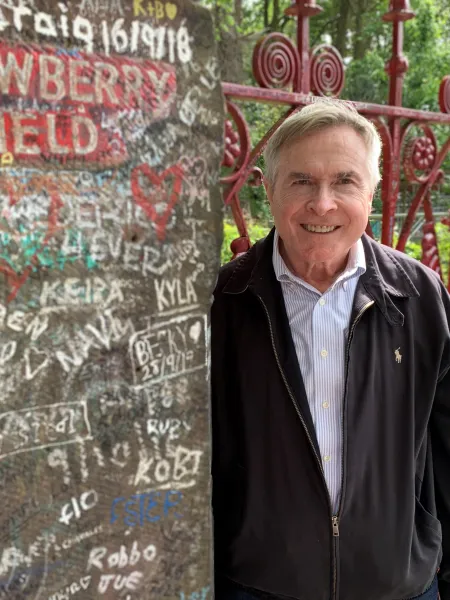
[301,224,341,233]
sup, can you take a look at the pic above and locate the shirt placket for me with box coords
[313,289,342,512]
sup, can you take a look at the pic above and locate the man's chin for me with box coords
[295,243,345,263]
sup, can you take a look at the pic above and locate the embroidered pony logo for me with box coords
[394,347,402,364]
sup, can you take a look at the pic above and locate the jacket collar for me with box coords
[223,228,420,326]
[358,233,419,326]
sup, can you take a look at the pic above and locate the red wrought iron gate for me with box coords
[220,0,450,291]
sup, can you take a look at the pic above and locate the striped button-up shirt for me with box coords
[273,230,366,513]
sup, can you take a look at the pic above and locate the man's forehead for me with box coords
[281,128,367,157]
[279,146,370,176]
[285,124,365,146]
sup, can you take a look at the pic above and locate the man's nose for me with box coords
[307,185,337,216]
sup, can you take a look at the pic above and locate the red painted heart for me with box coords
[130,163,184,241]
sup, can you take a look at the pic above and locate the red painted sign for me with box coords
[0,41,177,166]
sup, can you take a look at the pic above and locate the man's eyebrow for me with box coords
[287,171,312,179]
[285,170,363,181]
[335,170,361,180]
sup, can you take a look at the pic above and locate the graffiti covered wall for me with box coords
[0,0,224,598]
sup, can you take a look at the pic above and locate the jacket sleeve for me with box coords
[211,290,228,476]
[210,261,242,483]
[431,285,450,600]
[210,278,235,482]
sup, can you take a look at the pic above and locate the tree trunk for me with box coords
[235,0,242,26]
[263,0,269,29]
[353,0,368,60]
[215,0,244,83]
[334,0,350,57]
[270,0,280,31]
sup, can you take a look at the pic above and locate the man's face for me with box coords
[265,125,373,268]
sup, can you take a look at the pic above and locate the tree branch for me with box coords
[311,15,342,47]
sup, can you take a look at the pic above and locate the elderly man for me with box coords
[211,99,450,600]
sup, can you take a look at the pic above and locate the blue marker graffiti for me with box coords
[180,585,210,600]
[110,490,183,527]
[0,561,63,597]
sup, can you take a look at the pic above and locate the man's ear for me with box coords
[263,177,274,205]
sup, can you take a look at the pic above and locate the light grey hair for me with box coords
[263,98,382,191]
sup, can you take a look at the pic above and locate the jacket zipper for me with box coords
[332,300,375,599]
[257,294,374,600]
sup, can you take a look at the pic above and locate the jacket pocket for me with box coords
[399,502,443,600]
[415,497,442,537]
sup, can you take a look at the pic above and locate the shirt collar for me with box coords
[272,229,366,288]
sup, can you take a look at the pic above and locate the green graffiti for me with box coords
[0,228,99,273]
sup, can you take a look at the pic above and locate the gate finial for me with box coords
[383,0,415,22]
[283,0,323,93]
[284,0,322,17]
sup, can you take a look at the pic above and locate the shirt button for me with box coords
[319,298,326,306]
[323,455,331,462]
[320,349,328,358]
[322,402,330,409]
[343,281,348,290]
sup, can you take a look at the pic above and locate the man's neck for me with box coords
[280,242,349,294]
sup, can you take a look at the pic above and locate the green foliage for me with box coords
[436,222,450,284]
[403,0,450,112]
[342,52,388,105]
[404,240,422,262]
[201,0,239,40]
[221,220,271,264]
[392,222,450,284]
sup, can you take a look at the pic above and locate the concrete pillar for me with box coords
[0,1,224,598]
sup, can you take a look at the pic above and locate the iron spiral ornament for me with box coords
[252,33,300,90]
[439,76,450,114]
[310,44,345,97]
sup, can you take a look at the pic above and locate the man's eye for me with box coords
[293,179,311,185]
[337,178,353,185]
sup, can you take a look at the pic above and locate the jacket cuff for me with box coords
[439,578,450,600]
